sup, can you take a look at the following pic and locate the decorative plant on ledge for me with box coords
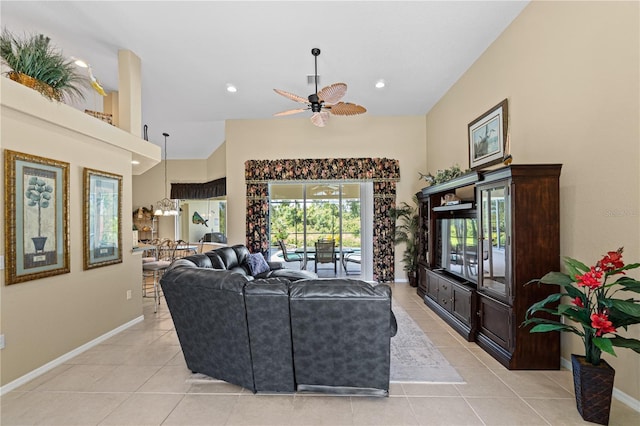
[0,29,87,102]
[418,164,469,186]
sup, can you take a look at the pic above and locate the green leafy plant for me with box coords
[1,29,87,102]
[419,164,469,186]
[389,195,419,274]
[523,248,640,366]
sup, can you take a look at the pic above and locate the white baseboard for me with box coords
[0,315,144,395]
[560,356,640,413]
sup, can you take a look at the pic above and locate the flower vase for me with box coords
[571,354,615,425]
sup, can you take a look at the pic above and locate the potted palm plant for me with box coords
[390,196,419,287]
[1,29,87,102]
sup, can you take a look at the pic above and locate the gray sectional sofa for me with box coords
[160,252,397,396]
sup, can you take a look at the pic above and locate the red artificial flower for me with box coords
[573,297,584,307]
[576,267,603,289]
[598,247,625,273]
[591,312,617,336]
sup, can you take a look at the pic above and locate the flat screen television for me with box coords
[434,210,479,284]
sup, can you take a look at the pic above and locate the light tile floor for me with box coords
[2,283,640,425]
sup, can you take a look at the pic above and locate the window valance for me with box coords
[170,177,226,199]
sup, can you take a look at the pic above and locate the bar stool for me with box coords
[143,261,170,312]
[142,239,175,312]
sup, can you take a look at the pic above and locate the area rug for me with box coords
[390,304,464,384]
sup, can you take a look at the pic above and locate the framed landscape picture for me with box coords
[4,150,70,284]
[83,168,123,270]
[468,99,508,170]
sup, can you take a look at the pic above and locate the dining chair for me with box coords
[278,240,304,269]
[173,239,197,259]
[314,240,337,273]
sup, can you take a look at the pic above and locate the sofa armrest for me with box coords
[267,261,285,270]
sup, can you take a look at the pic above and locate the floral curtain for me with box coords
[245,158,400,282]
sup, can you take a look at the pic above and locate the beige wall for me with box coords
[426,1,639,401]
[134,116,429,278]
[206,142,226,181]
[225,115,427,278]
[1,81,149,386]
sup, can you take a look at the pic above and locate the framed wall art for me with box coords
[83,168,123,270]
[4,150,70,284]
[468,99,508,170]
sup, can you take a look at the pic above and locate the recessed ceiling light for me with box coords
[71,57,88,68]
[131,160,140,165]
[375,79,386,89]
[226,84,237,93]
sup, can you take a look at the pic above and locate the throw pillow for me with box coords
[247,253,270,276]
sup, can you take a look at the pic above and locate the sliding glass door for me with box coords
[269,182,370,278]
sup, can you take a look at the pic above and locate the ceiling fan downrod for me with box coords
[309,48,321,110]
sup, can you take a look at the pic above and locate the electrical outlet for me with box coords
[126,290,132,300]
[0,334,5,350]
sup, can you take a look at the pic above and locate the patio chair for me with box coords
[314,240,337,273]
[278,240,304,269]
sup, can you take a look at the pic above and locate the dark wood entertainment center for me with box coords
[416,164,562,370]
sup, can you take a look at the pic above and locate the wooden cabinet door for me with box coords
[451,284,473,324]
[478,295,512,351]
[426,270,439,301]
[477,181,511,303]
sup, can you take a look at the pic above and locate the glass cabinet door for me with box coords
[478,182,510,300]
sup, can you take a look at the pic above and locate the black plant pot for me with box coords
[407,271,417,287]
[31,236,47,253]
[571,354,615,425]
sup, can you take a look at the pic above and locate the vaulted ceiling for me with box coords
[1,1,529,159]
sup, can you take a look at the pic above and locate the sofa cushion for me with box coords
[170,254,212,269]
[210,246,240,269]
[247,253,270,276]
[265,268,317,281]
[288,279,395,395]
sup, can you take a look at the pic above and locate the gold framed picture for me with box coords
[4,150,70,284]
[83,168,123,270]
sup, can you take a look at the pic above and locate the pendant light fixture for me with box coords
[154,132,178,216]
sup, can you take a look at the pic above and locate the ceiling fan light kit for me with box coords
[274,48,367,127]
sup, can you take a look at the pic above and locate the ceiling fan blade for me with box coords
[317,83,347,104]
[328,102,367,116]
[310,111,330,127]
[274,108,308,117]
[273,88,308,104]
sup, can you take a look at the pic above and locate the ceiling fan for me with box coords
[273,48,366,127]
